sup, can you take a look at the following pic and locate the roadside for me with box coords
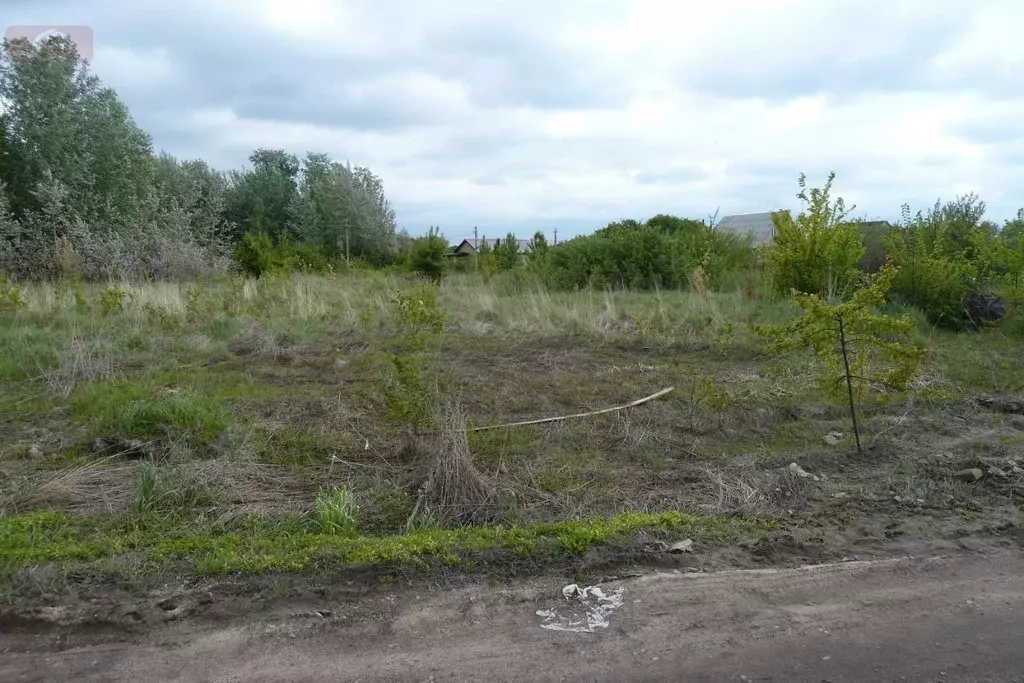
[3,543,1023,682]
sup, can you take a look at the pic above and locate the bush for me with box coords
[765,172,865,297]
[884,199,1004,329]
[408,226,449,284]
[232,231,277,277]
[99,286,125,315]
[545,215,755,291]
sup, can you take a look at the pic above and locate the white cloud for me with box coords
[9,0,1024,235]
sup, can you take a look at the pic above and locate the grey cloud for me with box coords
[681,4,973,100]
[948,118,1024,145]
[634,167,710,185]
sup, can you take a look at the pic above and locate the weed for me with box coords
[314,487,359,537]
[0,273,26,312]
[133,461,218,515]
[99,286,125,315]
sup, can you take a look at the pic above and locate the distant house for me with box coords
[715,212,781,247]
[450,237,533,258]
[716,213,894,258]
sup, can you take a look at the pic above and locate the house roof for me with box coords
[455,238,533,253]
[716,211,780,245]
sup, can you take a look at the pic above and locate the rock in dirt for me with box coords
[956,468,984,482]
[668,539,694,554]
[823,432,844,446]
[789,463,819,481]
[987,466,1008,478]
[27,444,43,459]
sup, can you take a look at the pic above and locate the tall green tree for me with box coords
[224,148,300,241]
[0,35,154,227]
[494,232,521,271]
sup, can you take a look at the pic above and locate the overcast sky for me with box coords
[6,0,1024,239]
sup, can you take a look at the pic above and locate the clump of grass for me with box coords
[43,327,116,398]
[314,487,359,536]
[410,401,497,527]
[353,475,416,534]
[133,460,218,515]
[74,381,229,445]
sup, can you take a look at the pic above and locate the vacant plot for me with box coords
[1,272,1023,613]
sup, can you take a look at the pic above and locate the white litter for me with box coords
[536,584,626,632]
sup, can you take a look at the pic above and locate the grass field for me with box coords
[2,271,1024,604]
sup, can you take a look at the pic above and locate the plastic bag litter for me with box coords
[536,583,626,632]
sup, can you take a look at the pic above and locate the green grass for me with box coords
[314,487,359,536]
[72,379,229,444]
[0,510,778,578]
[2,272,1022,601]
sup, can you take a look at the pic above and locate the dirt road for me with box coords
[3,549,1024,682]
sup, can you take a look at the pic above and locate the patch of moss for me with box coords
[0,510,779,577]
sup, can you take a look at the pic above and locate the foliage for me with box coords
[0,272,24,312]
[232,231,333,277]
[285,153,397,265]
[476,237,499,281]
[765,172,865,297]
[382,284,446,433]
[232,231,277,277]
[883,198,1006,329]
[99,285,125,315]
[0,37,396,281]
[756,264,925,449]
[408,226,449,284]
[314,487,359,537]
[546,214,756,291]
[495,232,521,271]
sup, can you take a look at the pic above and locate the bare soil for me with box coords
[3,545,1024,682]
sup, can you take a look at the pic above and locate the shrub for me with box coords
[756,264,925,451]
[884,199,1004,329]
[99,286,125,315]
[545,215,755,291]
[382,285,445,433]
[494,232,521,271]
[765,172,865,297]
[0,273,25,312]
[232,231,277,277]
[409,226,449,284]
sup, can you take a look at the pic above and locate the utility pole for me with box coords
[473,226,479,270]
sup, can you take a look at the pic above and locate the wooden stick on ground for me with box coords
[456,386,675,433]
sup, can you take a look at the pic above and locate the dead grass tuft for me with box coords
[30,457,136,515]
[410,401,498,527]
[701,465,817,516]
[43,328,116,397]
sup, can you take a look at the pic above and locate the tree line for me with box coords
[0,35,398,280]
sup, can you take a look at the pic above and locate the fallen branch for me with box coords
[450,386,675,433]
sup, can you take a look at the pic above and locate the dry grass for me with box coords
[30,457,136,515]
[701,465,818,516]
[411,401,498,526]
[42,326,116,398]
